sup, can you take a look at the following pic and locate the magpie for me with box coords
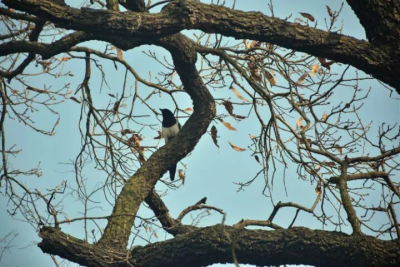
[160,108,181,181]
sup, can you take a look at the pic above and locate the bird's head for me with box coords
[159,108,175,120]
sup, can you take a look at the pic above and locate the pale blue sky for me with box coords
[1,1,399,267]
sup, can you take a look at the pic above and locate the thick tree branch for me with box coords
[106,0,119,11]
[0,18,45,81]
[346,0,400,45]
[119,0,146,12]
[3,0,400,92]
[145,190,196,236]
[338,163,362,235]
[38,226,400,267]
[347,146,400,164]
[0,31,93,59]
[329,171,390,183]
[3,0,180,38]
[0,7,40,22]
[2,1,398,266]
[97,33,216,249]
[329,170,400,198]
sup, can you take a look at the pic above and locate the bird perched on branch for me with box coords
[160,108,181,181]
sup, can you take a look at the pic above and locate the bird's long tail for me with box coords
[169,163,177,181]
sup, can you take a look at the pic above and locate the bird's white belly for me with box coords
[162,123,180,144]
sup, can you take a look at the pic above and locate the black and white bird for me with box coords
[160,108,181,181]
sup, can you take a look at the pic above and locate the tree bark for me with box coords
[97,33,216,249]
[346,0,400,45]
[3,0,400,92]
[38,226,400,267]
[2,0,399,266]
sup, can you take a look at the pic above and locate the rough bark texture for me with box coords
[97,33,216,249]
[4,0,400,92]
[1,0,399,266]
[144,190,196,236]
[346,0,400,45]
[119,0,146,12]
[38,226,400,267]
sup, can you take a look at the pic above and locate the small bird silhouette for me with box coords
[160,108,181,181]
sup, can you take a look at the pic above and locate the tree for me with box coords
[0,0,399,266]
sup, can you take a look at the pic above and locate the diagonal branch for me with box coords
[338,162,362,235]
[346,0,400,45]
[145,190,196,236]
[97,33,216,249]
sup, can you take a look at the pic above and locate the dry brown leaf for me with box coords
[250,134,257,139]
[322,112,328,121]
[129,133,145,162]
[300,138,312,147]
[221,120,237,131]
[233,114,246,120]
[249,40,257,48]
[229,141,246,152]
[116,48,123,60]
[113,101,120,114]
[184,107,193,112]
[318,57,334,70]
[153,130,162,140]
[299,12,315,21]
[57,57,71,62]
[40,61,52,71]
[250,69,262,81]
[334,145,343,155]
[138,153,145,163]
[223,101,246,120]
[297,73,308,84]
[231,86,251,102]
[315,183,322,195]
[318,57,327,64]
[129,134,142,147]
[70,97,81,104]
[211,126,219,148]
[247,61,256,70]
[243,39,250,49]
[323,161,336,167]
[121,129,135,136]
[179,169,186,185]
[223,101,234,115]
[311,64,319,77]
[265,70,277,86]
[326,5,333,17]
[296,117,303,129]
[315,164,321,172]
